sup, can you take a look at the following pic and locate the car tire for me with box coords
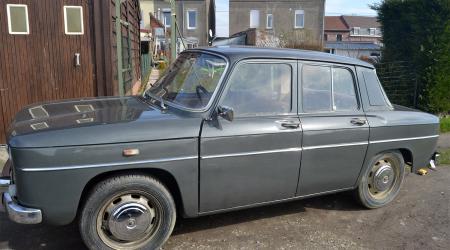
[79,174,176,250]
[356,151,405,209]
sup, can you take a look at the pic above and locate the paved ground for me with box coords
[438,133,450,149]
[0,136,449,249]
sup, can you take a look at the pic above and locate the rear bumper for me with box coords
[1,177,42,224]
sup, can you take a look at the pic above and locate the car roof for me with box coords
[190,46,375,68]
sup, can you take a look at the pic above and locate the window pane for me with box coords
[295,10,304,28]
[296,14,304,27]
[65,7,83,34]
[163,12,171,27]
[222,63,292,117]
[333,68,358,111]
[188,11,196,28]
[250,10,260,28]
[8,5,28,33]
[302,65,332,112]
[362,69,388,106]
[148,53,226,109]
[267,14,273,28]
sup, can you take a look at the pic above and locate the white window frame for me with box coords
[7,4,29,35]
[162,9,171,28]
[186,9,197,30]
[369,28,376,36]
[64,6,84,35]
[249,10,260,28]
[266,13,273,29]
[353,27,360,35]
[294,10,304,29]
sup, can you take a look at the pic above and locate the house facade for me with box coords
[229,0,326,47]
[140,0,213,47]
[324,15,382,58]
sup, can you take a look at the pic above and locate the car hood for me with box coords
[8,96,203,148]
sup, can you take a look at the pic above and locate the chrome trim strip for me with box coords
[370,135,439,144]
[20,156,198,172]
[303,141,368,150]
[201,147,302,159]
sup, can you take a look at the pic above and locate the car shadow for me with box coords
[0,192,363,250]
[172,191,363,236]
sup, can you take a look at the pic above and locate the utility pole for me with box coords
[170,0,177,62]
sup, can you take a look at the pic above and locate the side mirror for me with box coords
[217,106,234,122]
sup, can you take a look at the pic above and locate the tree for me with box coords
[373,0,450,113]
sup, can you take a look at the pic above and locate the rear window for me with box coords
[362,68,390,106]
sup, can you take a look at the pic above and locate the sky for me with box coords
[215,0,381,37]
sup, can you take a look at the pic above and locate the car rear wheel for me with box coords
[356,151,405,208]
[79,174,176,250]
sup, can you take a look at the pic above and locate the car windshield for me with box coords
[145,52,227,110]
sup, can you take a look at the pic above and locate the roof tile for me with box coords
[325,16,349,31]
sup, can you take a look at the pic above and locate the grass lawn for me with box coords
[439,147,450,165]
[440,117,450,133]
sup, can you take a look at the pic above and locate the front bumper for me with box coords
[1,177,42,224]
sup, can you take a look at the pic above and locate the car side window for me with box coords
[221,63,292,117]
[333,68,358,111]
[362,68,391,106]
[302,65,332,112]
[302,65,358,112]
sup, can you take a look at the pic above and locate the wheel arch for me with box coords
[398,148,413,167]
[77,168,185,218]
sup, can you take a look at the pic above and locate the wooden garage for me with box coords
[0,0,141,143]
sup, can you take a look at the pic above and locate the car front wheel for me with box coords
[79,174,176,250]
[356,151,405,208]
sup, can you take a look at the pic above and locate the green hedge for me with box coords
[441,117,450,133]
[373,0,450,113]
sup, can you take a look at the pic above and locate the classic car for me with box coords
[0,46,440,249]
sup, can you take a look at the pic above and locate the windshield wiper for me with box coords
[143,91,168,110]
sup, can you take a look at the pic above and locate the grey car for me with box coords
[0,47,440,249]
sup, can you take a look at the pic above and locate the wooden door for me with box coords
[0,0,96,143]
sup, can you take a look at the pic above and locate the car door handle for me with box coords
[350,118,367,126]
[277,120,300,129]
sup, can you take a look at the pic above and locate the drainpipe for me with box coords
[115,0,124,96]
[170,0,177,62]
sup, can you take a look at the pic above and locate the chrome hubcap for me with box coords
[108,200,154,241]
[373,165,394,192]
[368,159,398,198]
[97,193,160,248]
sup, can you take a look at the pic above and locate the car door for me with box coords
[296,63,369,196]
[199,60,302,213]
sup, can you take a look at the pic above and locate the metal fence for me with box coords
[376,61,418,108]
